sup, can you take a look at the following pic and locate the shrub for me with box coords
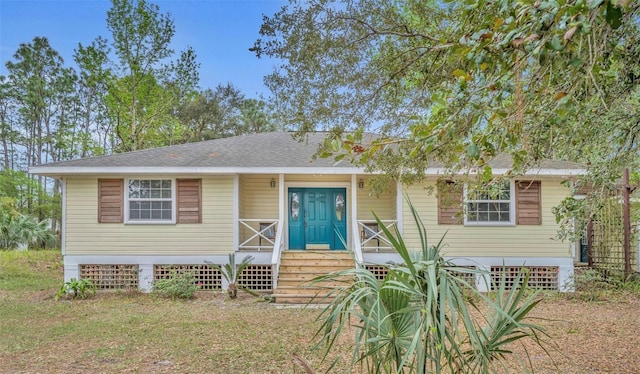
[152,270,200,299]
[205,254,255,299]
[55,278,96,300]
[568,268,640,301]
[312,201,548,373]
[0,205,57,250]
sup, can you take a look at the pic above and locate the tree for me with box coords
[0,76,19,170]
[177,84,276,141]
[4,36,77,227]
[238,98,277,134]
[254,0,640,184]
[73,37,112,156]
[106,0,199,151]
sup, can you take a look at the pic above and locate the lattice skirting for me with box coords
[364,264,388,281]
[491,266,559,290]
[448,266,477,287]
[238,265,273,291]
[364,265,477,287]
[80,264,139,289]
[153,265,222,290]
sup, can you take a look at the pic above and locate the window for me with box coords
[335,193,344,221]
[126,179,174,223]
[290,192,299,221]
[464,181,515,225]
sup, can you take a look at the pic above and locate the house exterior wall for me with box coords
[285,174,351,183]
[356,176,397,221]
[61,173,574,292]
[402,177,570,258]
[238,174,280,247]
[239,174,279,219]
[64,175,234,256]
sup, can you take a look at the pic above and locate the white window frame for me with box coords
[463,180,515,226]
[125,178,176,224]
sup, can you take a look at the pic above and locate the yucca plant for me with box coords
[312,201,549,373]
[206,254,255,298]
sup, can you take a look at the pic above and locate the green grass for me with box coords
[0,249,62,291]
[0,250,351,373]
[1,250,640,373]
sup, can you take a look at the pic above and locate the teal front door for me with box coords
[288,188,347,250]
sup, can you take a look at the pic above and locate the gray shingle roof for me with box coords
[35,132,341,168]
[30,132,585,174]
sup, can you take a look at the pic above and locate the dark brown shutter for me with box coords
[98,179,124,223]
[177,179,202,224]
[437,180,463,225]
[515,180,541,225]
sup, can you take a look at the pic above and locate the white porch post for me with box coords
[351,175,362,263]
[279,173,285,237]
[558,265,573,292]
[138,264,154,292]
[63,261,78,283]
[476,265,492,292]
[233,174,239,251]
[60,177,66,256]
[396,182,403,235]
[271,173,286,290]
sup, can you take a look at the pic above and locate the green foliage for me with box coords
[255,0,639,185]
[0,199,57,250]
[152,269,200,300]
[313,202,547,373]
[177,85,277,142]
[56,278,97,300]
[206,254,255,299]
[568,267,640,302]
[0,168,57,219]
[552,195,588,242]
[105,0,199,151]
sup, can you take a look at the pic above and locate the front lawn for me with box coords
[1,250,639,373]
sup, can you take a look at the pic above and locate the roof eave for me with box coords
[29,166,586,177]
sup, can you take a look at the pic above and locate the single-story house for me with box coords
[30,132,585,300]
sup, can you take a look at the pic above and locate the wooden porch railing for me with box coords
[357,220,397,252]
[351,219,364,263]
[270,223,285,290]
[238,219,278,251]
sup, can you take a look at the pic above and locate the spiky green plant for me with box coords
[0,208,57,250]
[206,254,255,299]
[312,201,549,373]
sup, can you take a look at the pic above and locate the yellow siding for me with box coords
[239,175,279,247]
[357,177,396,220]
[403,178,571,258]
[285,174,350,183]
[239,175,279,219]
[65,176,234,255]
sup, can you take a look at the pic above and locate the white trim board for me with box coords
[30,166,586,177]
[63,254,273,265]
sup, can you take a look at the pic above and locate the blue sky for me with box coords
[0,0,286,98]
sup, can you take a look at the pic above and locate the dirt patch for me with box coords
[1,290,640,373]
[522,296,640,373]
